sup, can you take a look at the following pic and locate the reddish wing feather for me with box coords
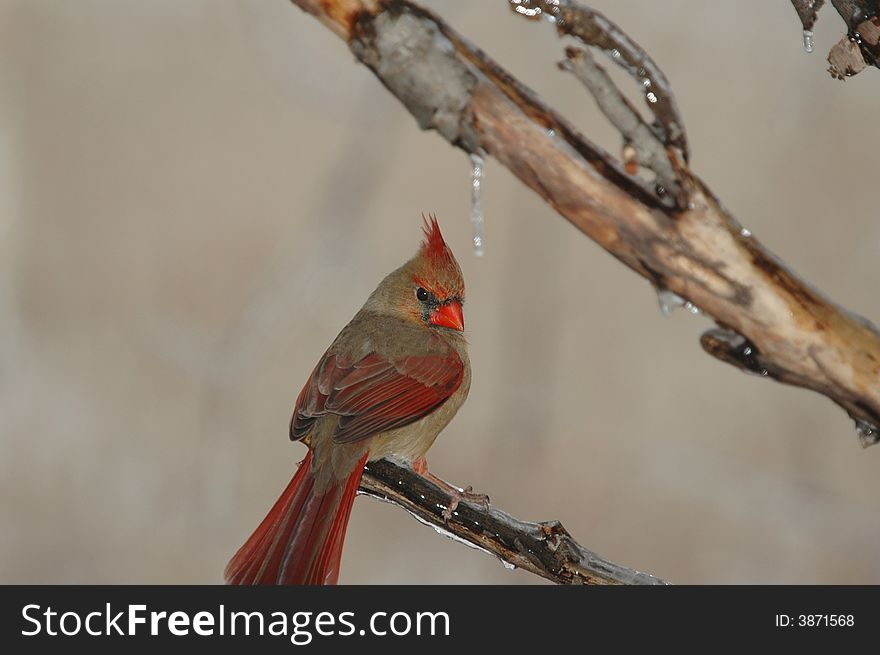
[290,351,464,445]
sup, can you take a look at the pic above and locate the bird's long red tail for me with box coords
[225,450,369,585]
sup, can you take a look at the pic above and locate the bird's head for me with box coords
[369,214,465,332]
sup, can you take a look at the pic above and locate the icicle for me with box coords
[803,30,814,53]
[470,153,485,256]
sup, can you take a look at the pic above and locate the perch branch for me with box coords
[289,0,880,447]
[359,458,667,585]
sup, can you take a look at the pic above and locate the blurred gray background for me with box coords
[2,0,878,584]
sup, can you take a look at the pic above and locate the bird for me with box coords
[225,215,471,585]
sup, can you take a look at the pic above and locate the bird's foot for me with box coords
[442,485,490,520]
[412,457,490,520]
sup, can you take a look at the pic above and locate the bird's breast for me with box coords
[367,357,470,464]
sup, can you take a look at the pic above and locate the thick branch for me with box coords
[359,459,666,585]
[290,0,880,447]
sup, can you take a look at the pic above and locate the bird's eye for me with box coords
[416,287,430,302]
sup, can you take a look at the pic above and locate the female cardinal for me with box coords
[225,215,470,585]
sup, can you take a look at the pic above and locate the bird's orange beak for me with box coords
[430,300,464,332]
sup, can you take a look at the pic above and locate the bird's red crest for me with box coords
[413,213,464,301]
[420,213,449,264]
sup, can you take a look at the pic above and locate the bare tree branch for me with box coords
[790,0,880,78]
[512,0,688,162]
[289,0,880,449]
[557,45,683,207]
[359,458,667,585]
[791,0,826,33]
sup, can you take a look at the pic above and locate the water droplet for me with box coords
[740,227,752,237]
[610,48,621,59]
[502,560,517,570]
[803,30,814,53]
[510,0,541,18]
[646,92,658,104]
[657,289,685,317]
[855,419,879,447]
[851,6,867,20]
[658,289,701,317]
[642,78,651,88]
[469,153,485,256]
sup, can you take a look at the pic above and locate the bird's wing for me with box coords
[290,349,464,444]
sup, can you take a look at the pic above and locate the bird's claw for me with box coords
[442,485,490,520]
[411,457,489,520]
